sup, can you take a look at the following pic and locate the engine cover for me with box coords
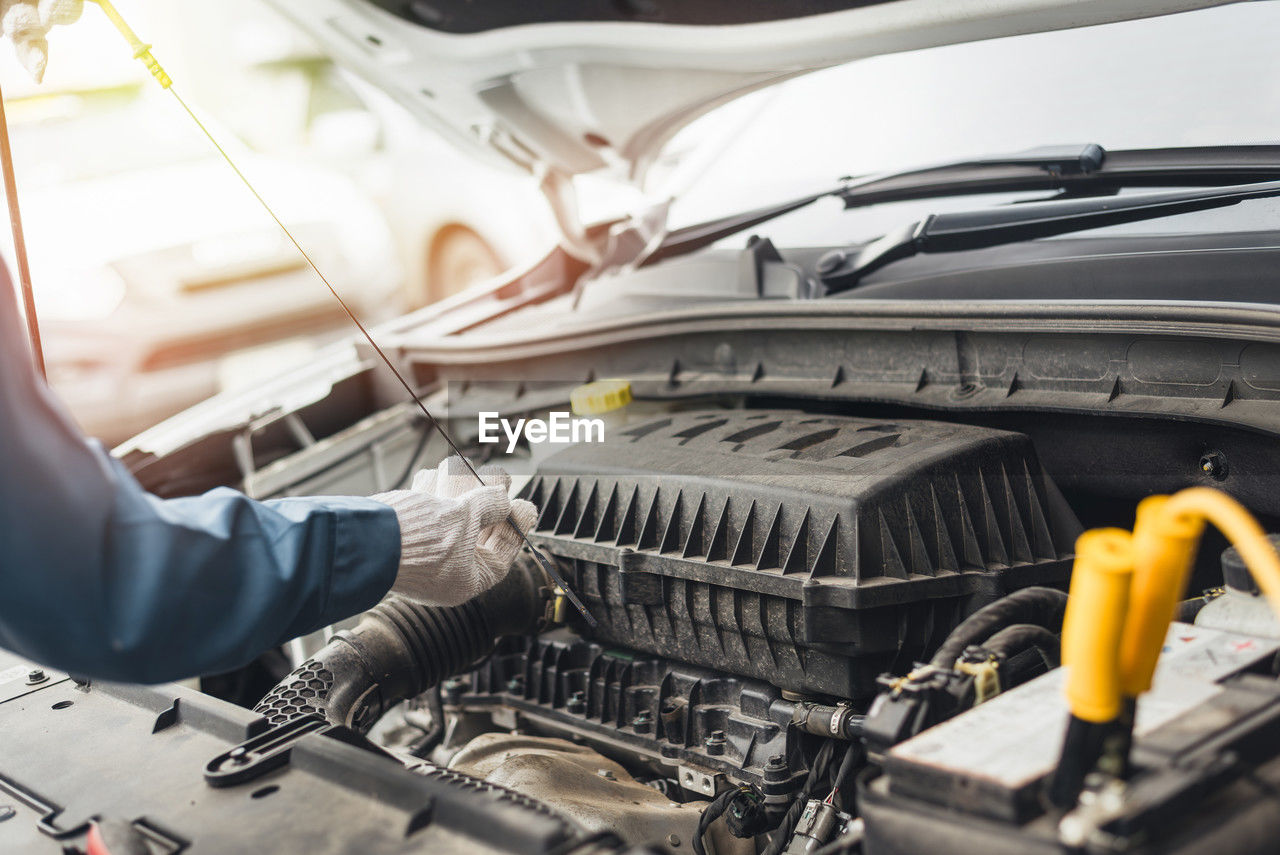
[521,410,1081,698]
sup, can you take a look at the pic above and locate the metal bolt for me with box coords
[632,709,653,733]
[705,730,727,756]
[442,678,467,704]
[567,691,587,714]
[24,669,47,685]
[815,250,848,276]
[1200,450,1228,481]
[228,746,250,766]
[596,768,616,780]
[667,834,682,848]
[764,754,789,782]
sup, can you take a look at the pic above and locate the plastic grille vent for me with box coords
[254,660,333,726]
[524,414,1071,583]
[519,410,1081,697]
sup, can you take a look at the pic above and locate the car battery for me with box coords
[861,623,1280,855]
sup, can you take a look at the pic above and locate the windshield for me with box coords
[660,1,1280,247]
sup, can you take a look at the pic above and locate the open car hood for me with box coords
[264,0,1234,182]
[264,0,1236,256]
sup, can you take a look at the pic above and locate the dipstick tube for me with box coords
[84,0,595,625]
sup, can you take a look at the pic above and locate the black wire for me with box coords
[763,741,837,855]
[692,787,738,855]
[390,417,433,491]
[828,742,861,813]
[406,686,445,759]
[810,831,862,855]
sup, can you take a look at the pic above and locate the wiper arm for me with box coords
[645,144,1280,267]
[645,143,1105,266]
[817,178,1280,293]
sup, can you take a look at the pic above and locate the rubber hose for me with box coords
[930,586,1068,668]
[982,623,1061,665]
[256,556,550,733]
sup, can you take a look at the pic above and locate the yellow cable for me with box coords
[1056,488,1278,791]
[1115,487,1280,698]
[1165,487,1280,619]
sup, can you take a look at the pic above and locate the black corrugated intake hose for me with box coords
[255,556,551,733]
[929,586,1068,669]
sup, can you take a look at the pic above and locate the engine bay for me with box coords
[7,396,1280,854]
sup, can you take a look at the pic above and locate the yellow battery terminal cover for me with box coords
[570,380,632,416]
[1118,496,1204,697]
[1062,528,1135,724]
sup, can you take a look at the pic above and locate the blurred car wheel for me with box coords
[424,224,504,305]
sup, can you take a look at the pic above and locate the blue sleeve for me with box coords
[0,272,400,685]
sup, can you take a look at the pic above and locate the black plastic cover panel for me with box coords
[0,650,584,854]
[521,411,1081,697]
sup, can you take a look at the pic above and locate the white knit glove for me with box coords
[1,0,82,83]
[371,457,538,608]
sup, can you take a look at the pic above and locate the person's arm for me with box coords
[0,13,534,685]
[0,266,401,684]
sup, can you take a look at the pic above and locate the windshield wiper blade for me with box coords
[645,144,1105,266]
[817,178,1280,292]
[645,144,1280,267]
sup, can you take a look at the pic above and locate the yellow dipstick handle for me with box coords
[1062,529,1135,723]
[1166,487,1280,618]
[1118,496,1205,697]
[87,0,172,89]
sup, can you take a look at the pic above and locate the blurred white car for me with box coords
[149,0,559,308]
[8,84,402,443]
[228,53,559,307]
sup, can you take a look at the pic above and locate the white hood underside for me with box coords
[265,0,1236,186]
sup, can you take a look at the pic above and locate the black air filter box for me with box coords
[521,410,1080,698]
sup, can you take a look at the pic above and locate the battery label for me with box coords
[889,623,1279,790]
[0,665,28,687]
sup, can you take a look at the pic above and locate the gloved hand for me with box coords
[2,0,83,83]
[371,457,538,608]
